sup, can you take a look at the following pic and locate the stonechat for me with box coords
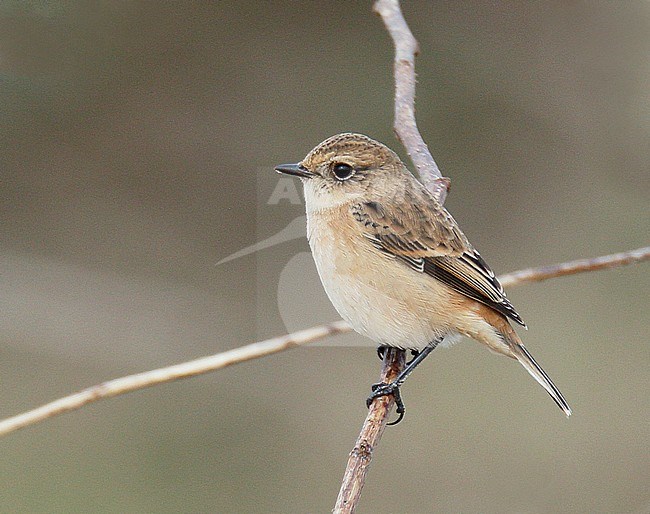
[275,133,570,423]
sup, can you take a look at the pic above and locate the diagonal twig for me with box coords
[0,252,644,441]
[374,0,450,204]
[333,348,405,514]
[0,321,350,437]
[334,2,450,511]
[498,246,650,287]
[0,248,644,442]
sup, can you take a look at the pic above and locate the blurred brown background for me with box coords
[1,2,648,513]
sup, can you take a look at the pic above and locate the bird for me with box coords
[275,133,571,423]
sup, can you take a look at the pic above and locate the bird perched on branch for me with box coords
[276,133,570,424]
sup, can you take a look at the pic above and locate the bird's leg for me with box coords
[366,337,442,425]
[377,347,420,364]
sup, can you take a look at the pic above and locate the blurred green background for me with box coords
[1,2,648,513]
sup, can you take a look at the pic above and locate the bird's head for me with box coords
[275,133,410,211]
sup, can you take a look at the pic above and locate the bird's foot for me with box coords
[366,381,406,426]
[406,349,420,366]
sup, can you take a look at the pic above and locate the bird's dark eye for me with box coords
[332,162,355,181]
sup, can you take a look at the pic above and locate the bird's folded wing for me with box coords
[352,194,526,327]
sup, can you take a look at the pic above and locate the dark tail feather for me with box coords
[510,341,572,417]
[495,320,572,417]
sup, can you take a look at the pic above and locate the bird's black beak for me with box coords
[274,163,315,179]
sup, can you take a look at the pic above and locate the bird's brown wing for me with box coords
[351,188,526,327]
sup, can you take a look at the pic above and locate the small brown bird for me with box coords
[275,133,570,423]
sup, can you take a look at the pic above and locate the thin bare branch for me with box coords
[373,0,450,204]
[0,321,350,437]
[333,348,405,514]
[499,246,650,287]
[0,251,643,440]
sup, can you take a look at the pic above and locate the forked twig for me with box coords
[0,10,645,514]
[334,0,647,511]
[334,2,449,511]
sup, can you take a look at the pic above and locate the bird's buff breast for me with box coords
[306,204,457,349]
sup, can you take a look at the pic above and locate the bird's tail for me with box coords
[500,325,572,417]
